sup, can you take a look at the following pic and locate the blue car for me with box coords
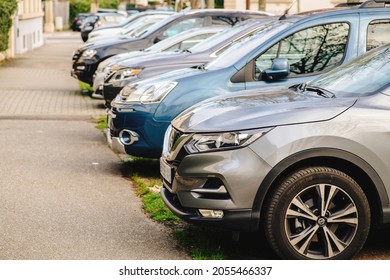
[109,3,390,158]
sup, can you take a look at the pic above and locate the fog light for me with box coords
[199,209,224,219]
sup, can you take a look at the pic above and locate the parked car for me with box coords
[102,18,275,107]
[160,43,390,260]
[87,11,174,41]
[71,9,272,86]
[92,25,229,101]
[71,13,91,32]
[108,2,390,158]
[80,13,128,42]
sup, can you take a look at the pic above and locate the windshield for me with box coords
[134,14,180,38]
[309,45,390,96]
[188,19,265,53]
[205,20,291,70]
[121,15,169,36]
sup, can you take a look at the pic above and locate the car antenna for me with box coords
[279,0,297,20]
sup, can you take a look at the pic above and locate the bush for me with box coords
[70,0,119,23]
[0,0,18,52]
[69,0,90,23]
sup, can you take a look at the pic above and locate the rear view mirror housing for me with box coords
[262,58,290,82]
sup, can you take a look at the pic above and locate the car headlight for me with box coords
[82,49,97,59]
[107,67,144,82]
[185,128,274,153]
[120,81,177,104]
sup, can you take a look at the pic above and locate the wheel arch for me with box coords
[251,148,390,231]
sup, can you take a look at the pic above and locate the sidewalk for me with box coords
[0,31,105,120]
[0,31,189,260]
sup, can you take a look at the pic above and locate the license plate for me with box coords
[160,158,172,184]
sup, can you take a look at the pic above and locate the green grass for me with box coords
[79,81,93,94]
[122,156,228,259]
[92,115,108,131]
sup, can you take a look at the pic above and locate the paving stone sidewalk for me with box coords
[0,31,105,120]
[0,32,189,260]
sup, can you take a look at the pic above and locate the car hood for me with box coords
[114,51,203,69]
[81,36,138,50]
[172,87,357,132]
[135,67,203,87]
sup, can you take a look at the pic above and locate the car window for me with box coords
[255,22,349,79]
[309,46,390,96]
[163,18,205,37]
[367,19,390,51]
[211,15,244,26]
[164,33,216,51]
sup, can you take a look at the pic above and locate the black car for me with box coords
[71,9,271,86]
[80,13,127,42]
[71,13,91,32]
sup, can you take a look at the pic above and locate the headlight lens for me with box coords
[108,68,144,82]
[82,49,97,59]
[120,81,177,104]
[185,128,274,153]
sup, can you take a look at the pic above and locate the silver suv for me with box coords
[160,44,390,259]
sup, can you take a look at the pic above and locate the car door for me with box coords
[241,17,356,90]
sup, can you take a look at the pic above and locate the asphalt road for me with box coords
[0,32,189,260]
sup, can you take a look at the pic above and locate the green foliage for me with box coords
[70,0,119,24]
[215,0,224,8]
[0,0,18,52]
[69,0,90,23]
[99,0,119,9]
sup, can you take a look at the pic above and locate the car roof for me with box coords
[280,1,390,23]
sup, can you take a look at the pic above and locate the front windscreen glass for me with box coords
[309,46,390,96]
[205,21,290,70]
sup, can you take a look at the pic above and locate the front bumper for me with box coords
[108,103,169,158]
[160,147,273,231]
[111,137,126,154]
[71,63,97,85]
[161,187,255,231]
[103,83,124,107]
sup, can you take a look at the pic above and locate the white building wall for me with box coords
[15,0,44,54]
[15,16,44,54]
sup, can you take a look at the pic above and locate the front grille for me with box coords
[169,127,182,152]
[72,50,81,64]
[166,127,190,162]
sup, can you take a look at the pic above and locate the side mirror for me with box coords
[262,58,290,82]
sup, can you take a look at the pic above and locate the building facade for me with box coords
[0,0,44,62]
[15,0,45,54]
[221,0,344,14]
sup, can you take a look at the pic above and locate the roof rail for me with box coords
[360,0,390,8]
[335,2,362,7]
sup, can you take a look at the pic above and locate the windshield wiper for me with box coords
[197,64,206,70]
[289,82,307,93]
[305,85,336,98]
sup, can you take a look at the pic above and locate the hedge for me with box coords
[0,0,18,52]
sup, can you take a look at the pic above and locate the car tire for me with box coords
[264,166,370,260]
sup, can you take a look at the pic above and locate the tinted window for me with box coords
[310,46,390,96]
[255,22,349,78]
[367,19,390,51]
[165,33,216,51]
[163,18,205,37]
[211,16,244,26]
